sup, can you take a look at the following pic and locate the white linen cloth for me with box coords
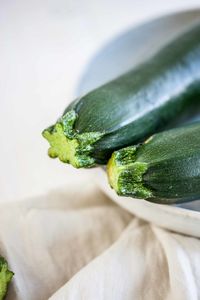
[1,174,200,300]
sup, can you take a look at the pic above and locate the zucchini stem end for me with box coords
[42,110,104,168]
[107,146,153,199]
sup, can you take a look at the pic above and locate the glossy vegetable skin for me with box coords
[107,122,200,204]
[43,23,200,168]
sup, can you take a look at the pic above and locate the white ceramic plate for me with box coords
[77,10,200,237]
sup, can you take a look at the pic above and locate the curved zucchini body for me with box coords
[43,23,200,168]
[107,122,200,204]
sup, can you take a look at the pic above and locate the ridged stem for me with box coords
[107,146,153,198]
[42,110,104,168]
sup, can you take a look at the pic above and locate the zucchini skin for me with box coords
[107,122,200,204]
[43,23,200,168]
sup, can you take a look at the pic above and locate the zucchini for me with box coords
[0,257,14,300]
[43,23,200,168]
[107,122,200,204]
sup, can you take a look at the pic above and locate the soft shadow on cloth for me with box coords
[0,175,200,300]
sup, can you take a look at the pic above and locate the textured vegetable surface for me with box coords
[43,23,200,168]
[0,257,13,300]
[107,122,200,204]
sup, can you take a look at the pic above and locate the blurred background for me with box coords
[1,0,200,202]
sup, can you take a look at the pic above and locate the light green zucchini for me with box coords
[0,257,13,300]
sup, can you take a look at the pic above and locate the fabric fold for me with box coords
[0,175,199,300]
[50,222,200,300]
[0,177,131,300]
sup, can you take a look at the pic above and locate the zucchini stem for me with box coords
[107,146,153,198]
[42,110,104,168]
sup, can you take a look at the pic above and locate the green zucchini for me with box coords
[107,122,200,204]
[0,257,14,300]
[43,23,200,168]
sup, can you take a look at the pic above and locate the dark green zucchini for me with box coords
[107,122,200,204]
[43,23,200,168]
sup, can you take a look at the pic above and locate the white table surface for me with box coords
[1,0,200,202]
